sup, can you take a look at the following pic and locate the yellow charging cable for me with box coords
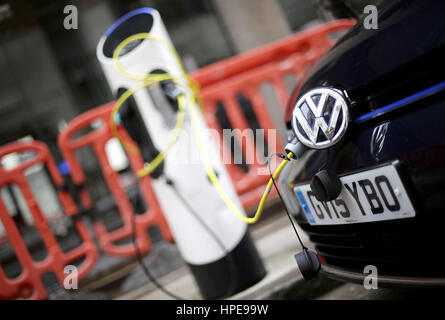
[110,32,294,224]
[109,76,187,178]
[111,32,203,178]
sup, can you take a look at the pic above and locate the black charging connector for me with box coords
[310,169,342,202]
[295,248,321,280]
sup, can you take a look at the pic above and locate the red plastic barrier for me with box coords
[191,20,356,209]
[57,103,173,257]
[0,141,98,300]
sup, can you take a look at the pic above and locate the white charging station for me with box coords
[96,8,265,299]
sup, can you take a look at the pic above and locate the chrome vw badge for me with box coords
[292,87,350,149]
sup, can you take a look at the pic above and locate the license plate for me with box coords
[294,162,416,225]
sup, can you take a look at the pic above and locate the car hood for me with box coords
[296,0,445,106]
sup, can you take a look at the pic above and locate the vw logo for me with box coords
[292,87,350,149]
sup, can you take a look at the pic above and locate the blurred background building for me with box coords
[0,0,380,146]
[0,0,353,147]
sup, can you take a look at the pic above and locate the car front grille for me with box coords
[296,211,445,278]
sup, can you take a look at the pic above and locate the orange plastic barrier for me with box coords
[191,20,356,209]
[57,103,173,257]
[0,141,98,299]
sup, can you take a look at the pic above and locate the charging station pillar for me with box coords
[96,8,266,299]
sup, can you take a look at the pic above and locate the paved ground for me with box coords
[117,212,311,300]
[90,210,445,300]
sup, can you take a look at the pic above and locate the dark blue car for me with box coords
[279,0,445,286]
